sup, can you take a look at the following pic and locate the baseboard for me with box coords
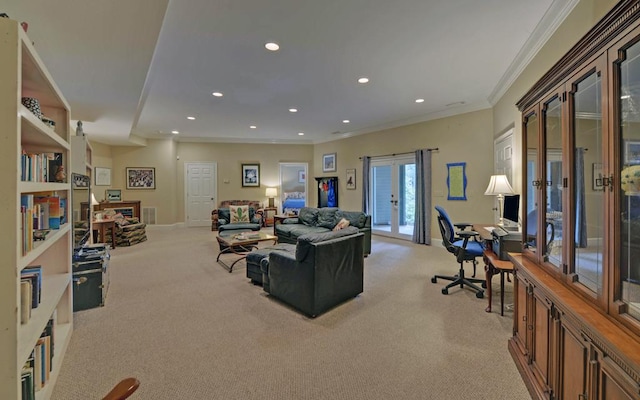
[146,223,185,230]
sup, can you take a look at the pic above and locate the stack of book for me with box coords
[20,194,64,255]
[20,266,42,324]
[20,316,55,399]
[20,151,62,183]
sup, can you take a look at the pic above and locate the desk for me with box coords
[92,219,117,249]
[473,224,515,316]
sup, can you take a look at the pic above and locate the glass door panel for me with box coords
[525,112,539,254]
[619,40,640,321]
[370,155,415,240]
[572,70,604,295]
[544,95,563,267]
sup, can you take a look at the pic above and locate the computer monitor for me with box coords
[503,194,520,227]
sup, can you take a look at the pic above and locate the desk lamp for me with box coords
[484,175,514,226]
[265,187,278,208]
[91,192,101,221]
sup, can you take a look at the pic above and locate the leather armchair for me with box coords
[266,227,364,317]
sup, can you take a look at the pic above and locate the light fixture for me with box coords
[265,42,280,51]
[212,92,223,97]
[187,116,195,120]
[298,132,304,136]
[91,193,101,221]
[289,108,298,113]
[250,125,257,129]
[265,187,278,208]
[484,175,515,226]
[342,120,350,123]
[415,98,425,103]
[171,130,179,134]
[358,77,369,84]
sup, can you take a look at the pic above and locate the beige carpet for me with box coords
[52,227,529,400]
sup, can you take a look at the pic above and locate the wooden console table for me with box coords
[82,200,141,220]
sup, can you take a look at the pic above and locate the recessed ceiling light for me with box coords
[250,125,257,129]
[358,77,369,84]
[289,108,298,113]
[342,120,350,123]
[212,92,223,97]
[415,98,425,103]
[187,116,195,120]
[298,132,304,136]
[265,42,280,51]
[171,130,179,134]
[621,95,631,99]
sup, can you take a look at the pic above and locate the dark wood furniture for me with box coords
[512,2,640,398]
[262,207,278,227]
[82,200,141,220]
[92,218,117,248]
[102,377,140,400]
[273,214,291,236]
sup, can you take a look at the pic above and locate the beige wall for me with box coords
[88,0,619,237]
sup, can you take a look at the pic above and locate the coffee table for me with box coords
[216,232,277,272]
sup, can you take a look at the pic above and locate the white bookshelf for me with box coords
[0,18,73,399]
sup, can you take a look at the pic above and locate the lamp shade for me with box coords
[265,187,278,197]
[90,193,99,205]
[484,175,514,196]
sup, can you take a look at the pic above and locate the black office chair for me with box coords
[431,206,486,298]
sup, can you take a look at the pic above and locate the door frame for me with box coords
[279,162,308,213]
[183,162,217,227]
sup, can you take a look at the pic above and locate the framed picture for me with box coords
[346,168,356,190]
[323,153,337,172]
[105,189,122,202]
[298,170,306,183]
[94,167,111,186]
[126,167,156,189]
[592,163,604,191]
[625,140,640,165]
[241,163,260,187]
[446,162,467,201]
[71,173,89,189]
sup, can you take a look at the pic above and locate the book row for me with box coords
[21,152,63,183]
[20,194,66,256]
[20,265,42,325]
[21,316,56,400]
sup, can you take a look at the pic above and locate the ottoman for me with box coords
[245,244,296,287]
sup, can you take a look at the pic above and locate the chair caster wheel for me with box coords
[482,282,487,289]
[476,291,484,299]
[431,277,437,284]
[442,288,448,295]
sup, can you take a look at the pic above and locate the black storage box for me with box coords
[73,244,110,311]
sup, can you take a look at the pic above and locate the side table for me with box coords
[262,207,278,227]
[92,219,117,249]
[483,249,515,316]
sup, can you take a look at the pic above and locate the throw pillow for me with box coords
[332,218,350,231]
[229,205,250,223]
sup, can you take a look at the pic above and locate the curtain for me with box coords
[413,149,432,244]
[362,156,371,213]
[575,148,587,247]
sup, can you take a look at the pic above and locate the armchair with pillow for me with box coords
[211,200,264,230]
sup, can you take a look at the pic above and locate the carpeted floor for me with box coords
[51,227,530,400]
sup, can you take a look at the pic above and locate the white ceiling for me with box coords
[3,0,576,145]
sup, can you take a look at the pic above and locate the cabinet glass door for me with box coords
[571,68,604,296]
[618,39,640,321]
[525,111,540,255]
[543,95,563,267]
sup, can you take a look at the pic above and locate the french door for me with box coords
[369,155,415,240]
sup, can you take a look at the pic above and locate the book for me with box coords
[22,266,42,307]
[20,280,32,324]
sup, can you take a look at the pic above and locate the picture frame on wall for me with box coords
[346,168,356,190]
[241,163,260,187]
[624,140,640,165]
[94,166,111,186]
[298,170,306,183]
[105,189,122,202]
[126,167,156,189]
[322,153,337,172]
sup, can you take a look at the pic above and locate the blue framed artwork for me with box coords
[447,162,467,200]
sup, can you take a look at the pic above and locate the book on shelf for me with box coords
[20,280,32,324]
[21,265,42,308]
[34,195,61,229]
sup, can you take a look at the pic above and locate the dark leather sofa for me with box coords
[275,207,371,256]
[264,226,364,317]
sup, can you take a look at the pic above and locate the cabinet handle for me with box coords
[74,277,87,286]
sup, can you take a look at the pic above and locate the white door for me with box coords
[185,162,216,227]
[493,130,514,223]
[369,155,416,240]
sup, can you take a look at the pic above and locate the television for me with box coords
[502,194,520,228]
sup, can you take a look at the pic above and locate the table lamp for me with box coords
[484,175,514,226]
[265,187,278,208]
[91,192,101,221]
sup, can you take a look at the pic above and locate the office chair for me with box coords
[431,206,486,298]
[103,378,140,400]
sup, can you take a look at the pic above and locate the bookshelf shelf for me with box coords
[1,18,73,399]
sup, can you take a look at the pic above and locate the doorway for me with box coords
[184,162,217,227]
[369,155,415,240]
[279,163,308,214]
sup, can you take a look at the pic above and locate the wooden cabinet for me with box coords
[512,2,640,398]
[0,18,73,399]
[82,200,142,220]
